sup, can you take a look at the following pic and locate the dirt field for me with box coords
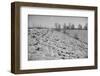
[28,28,88,60]
[66,30,88,44]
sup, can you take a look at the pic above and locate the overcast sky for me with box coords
[28,15,88,28]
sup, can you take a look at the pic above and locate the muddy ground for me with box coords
[28,28,88,60]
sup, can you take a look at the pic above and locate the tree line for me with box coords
[55,23,88,32]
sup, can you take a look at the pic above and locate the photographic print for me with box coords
[11,2,97,74]
[28,15,88,60]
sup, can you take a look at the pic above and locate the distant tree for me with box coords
[71,24,75,30]
[84,23,88,30]
[66,26,70,29]
[55,23,57,30]
[63,23,67,33]
[36,24,41,29]
[78,24,82,30]
[58,24,61,31]
[55,23,61,31]
[68,23,71,30]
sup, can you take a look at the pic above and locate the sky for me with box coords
[28,15,88,28]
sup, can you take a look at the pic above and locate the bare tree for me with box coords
[71,24,75,30]
[55,23,61,31]
[84,23,88,30]
[66,26,70,29]
[78,24,82,30]
[63,23,67,33]
[68,23,71,30]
